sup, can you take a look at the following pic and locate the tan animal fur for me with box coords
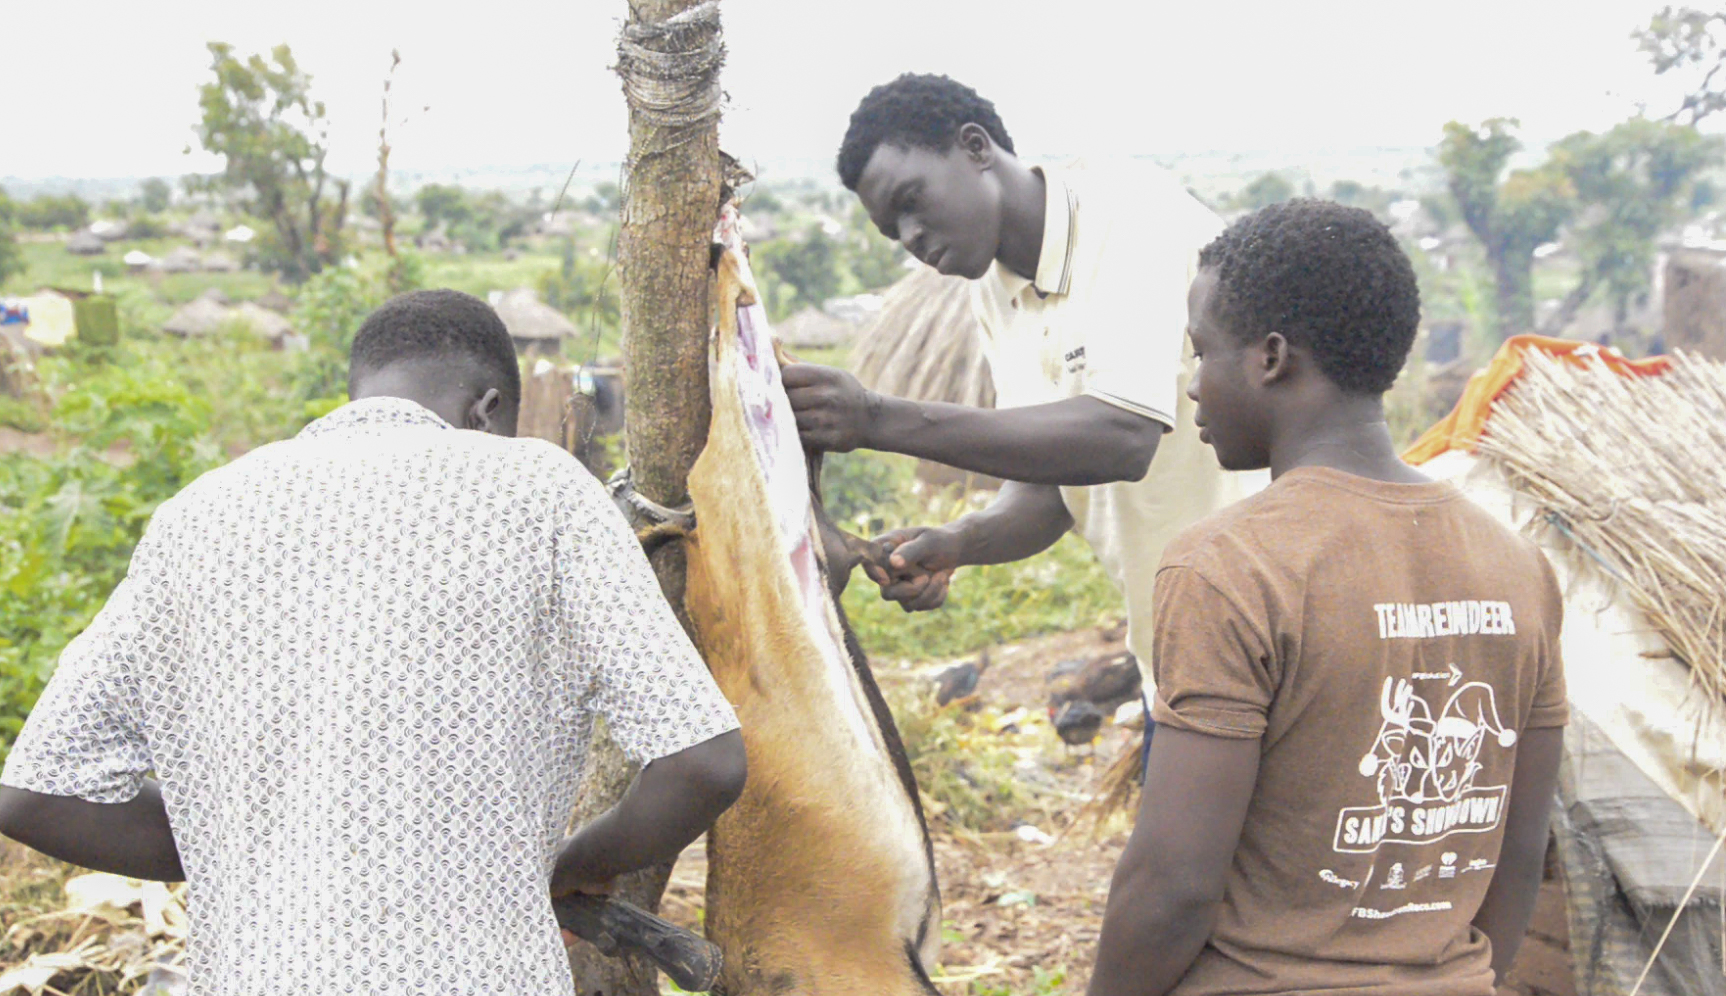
[678,247,939,995]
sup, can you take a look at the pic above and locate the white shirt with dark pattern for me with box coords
[2,396,739,996]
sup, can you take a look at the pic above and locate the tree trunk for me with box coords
[565,3,722,995]
[1492,247,1536,338]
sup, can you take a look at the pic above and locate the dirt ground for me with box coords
[661,623,1142,995]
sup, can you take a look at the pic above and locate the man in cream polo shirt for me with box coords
[783,73,1265,693]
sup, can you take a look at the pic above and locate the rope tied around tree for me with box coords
[615,1,725,133]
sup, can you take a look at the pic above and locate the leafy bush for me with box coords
[0,363,223,760]
[293,263,383,353]
[15,194,91,232]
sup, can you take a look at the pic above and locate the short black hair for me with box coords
[837,73,1015,191]
[347,289,521,404]
[1198,199,1420,395]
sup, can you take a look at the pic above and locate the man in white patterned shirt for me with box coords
[0,290,745,995]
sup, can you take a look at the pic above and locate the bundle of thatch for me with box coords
[1474,349,1726,704]
[849,266,994,411]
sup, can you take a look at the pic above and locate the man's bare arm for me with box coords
[782,364,1161,485]
[0,782,184,882]
[551,730,746,895]
[1088,727,1260,996]
[1470,726,1563,981]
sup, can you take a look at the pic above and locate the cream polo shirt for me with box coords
[969,159,1269,686]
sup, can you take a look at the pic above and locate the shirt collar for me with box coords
[991,165,1078,301]
[298,396,452,440]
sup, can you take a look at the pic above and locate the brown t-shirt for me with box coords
[1151,466,1568,996]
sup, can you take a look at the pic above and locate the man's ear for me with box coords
[1259,332,1294,386]
[466,388,503,433]
[957,123,995,168]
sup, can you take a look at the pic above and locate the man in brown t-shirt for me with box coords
[1087,200,1567,996]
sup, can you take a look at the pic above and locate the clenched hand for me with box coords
[782,363,881,453]
[865,526,965,612]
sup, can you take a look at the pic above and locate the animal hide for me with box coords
[678,210,940,995]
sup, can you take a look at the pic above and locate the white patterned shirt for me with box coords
[2,396,739,996]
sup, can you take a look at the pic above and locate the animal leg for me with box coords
[607,467,696,554]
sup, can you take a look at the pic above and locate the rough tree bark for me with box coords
[565,3,722,995]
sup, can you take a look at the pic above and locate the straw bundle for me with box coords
[1474,348,1726,705]
[850,267,995,410]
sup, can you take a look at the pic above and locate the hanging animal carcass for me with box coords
[620,208,939,995]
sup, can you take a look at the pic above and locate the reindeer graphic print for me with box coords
[1336,673,1519,854]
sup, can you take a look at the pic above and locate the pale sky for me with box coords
[0,1,1702,182]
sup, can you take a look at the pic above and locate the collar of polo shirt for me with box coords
[996,164,1079,302]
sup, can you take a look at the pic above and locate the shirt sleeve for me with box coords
[1,534,161,803]
[559,474,739,766]
[1525,555,1569,730]
[1149,564,1276,739]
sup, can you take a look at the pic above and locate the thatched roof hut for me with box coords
[65,231,105,256]
[490,288,577,355]
[850,266,993,409]
[162,296,293,344]
[162,297,231,337]
[159,247,203,274]
[847,266,997,489]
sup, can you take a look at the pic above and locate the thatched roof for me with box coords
[201,251,238,273]
[162,298,232,337]
[1473,349,1726,705]
[492,288,577,342]
[160,247,203,274]
[849,266,994,409]
[65,231,105,255]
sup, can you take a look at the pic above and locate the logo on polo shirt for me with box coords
[1064,346,1086,373]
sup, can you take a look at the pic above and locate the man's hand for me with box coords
[782,364,880,453]
[867,526,965,612]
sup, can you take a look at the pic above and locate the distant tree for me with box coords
[1437,119,1576,336]
[16,194,91,232]
[540,238,619,333]
[845,206,908,291]
[753,225,842,318]
[1420,192,1459,232]
[1235,172,1297,212]
[191,42,348,283]
[1636,6,1726,124]
[1328,180,1400,218]
[415,183,472,228]
[743,187,784,215]
[584,181,622,217]
[1540,118,1721,334]
[415,185,534,251]
[139,178,172,214]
